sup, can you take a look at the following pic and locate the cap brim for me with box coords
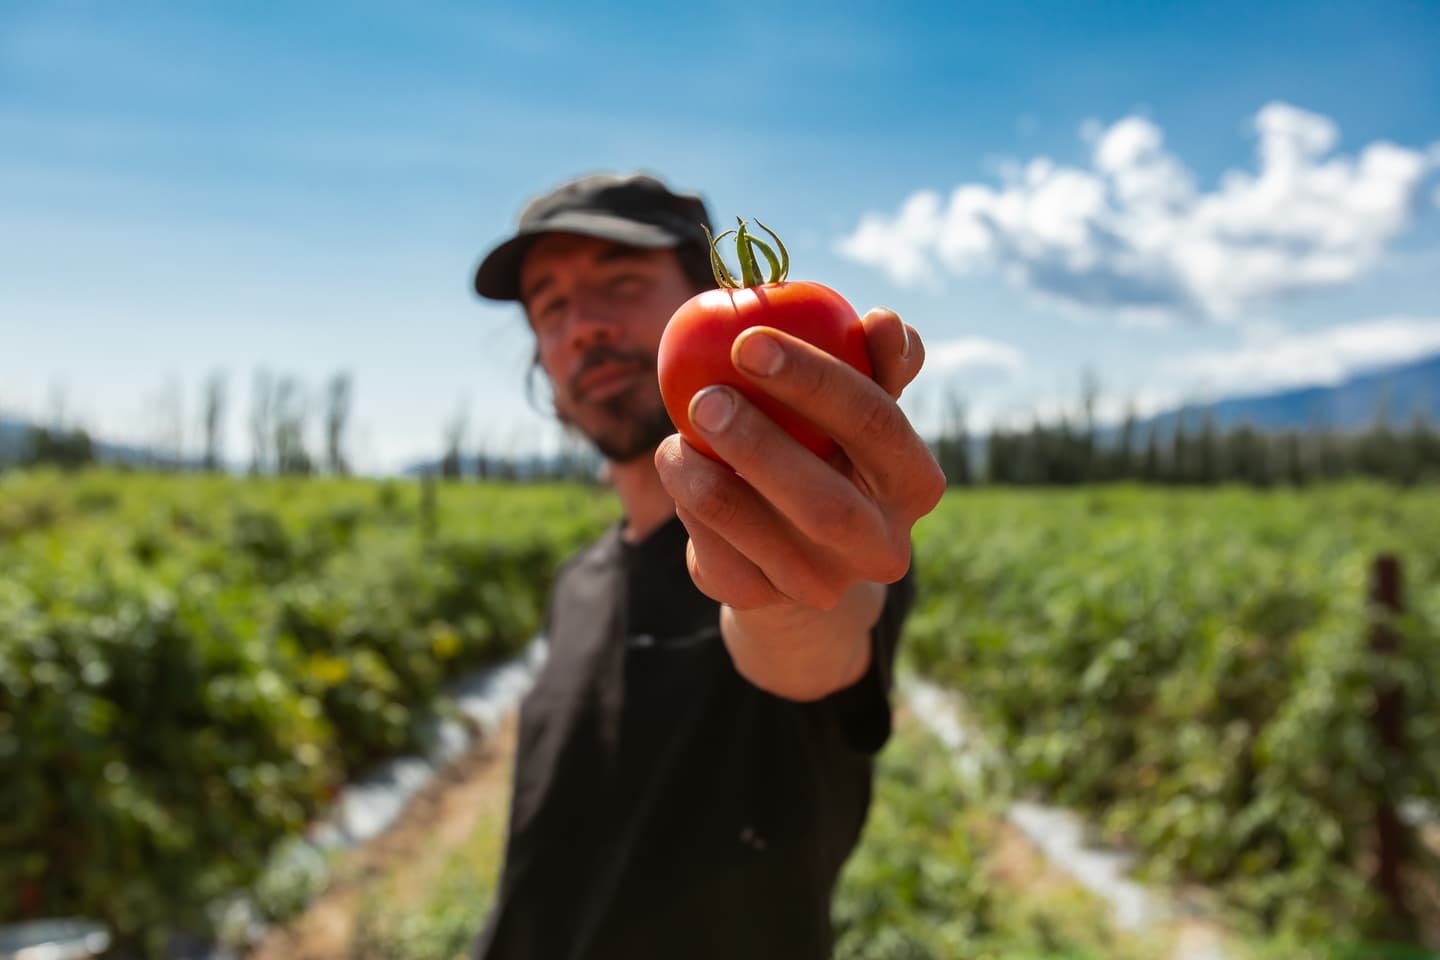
[473,211,683,302]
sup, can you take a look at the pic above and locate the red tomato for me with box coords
[657,280,873,463]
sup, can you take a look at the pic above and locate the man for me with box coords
[469,172,944,959]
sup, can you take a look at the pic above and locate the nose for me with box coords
[566,293,620,351]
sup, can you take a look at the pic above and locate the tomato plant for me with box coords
[657,219,872,463]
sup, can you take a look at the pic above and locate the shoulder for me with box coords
[561,523,623,575]
[548,523,625,601]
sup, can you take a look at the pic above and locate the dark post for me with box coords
[420,470,437,539]
[1369,553,1412,933]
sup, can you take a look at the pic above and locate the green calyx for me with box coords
[702,218,790,289]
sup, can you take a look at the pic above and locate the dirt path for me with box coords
[246,717,516,960]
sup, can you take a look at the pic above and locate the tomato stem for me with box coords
[701,225,739,288]
[703,218,792,289]
[747,233,782,280]
[735,219,762,288]
[754,220,790,282]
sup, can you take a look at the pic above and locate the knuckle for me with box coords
[886,447,946,517]
[912,458,948,514]
[725,582,777,612]
[791,352,834,403]
[653,436,682,475]
[802,590,842,613]
[854,395,901,447]
[689,477,742,530]
[870,542,913,584]
[688,547,774,611]
[720,405,769,467]
[809,495,865,546]
[793,574,844,612]
[685,547,709,589]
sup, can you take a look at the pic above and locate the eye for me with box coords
[529,296,567,335]
[606,274,648,298]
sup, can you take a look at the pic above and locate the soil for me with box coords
[978,806,1087,898]
[245,717,517,960]
[246,704,1431,959]
[977,792,1231,960]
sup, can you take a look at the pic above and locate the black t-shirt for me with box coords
[473,515,914,960]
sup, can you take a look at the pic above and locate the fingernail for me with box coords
[893,312,911,359]
[690,387,736,433]
[735,330,784,377]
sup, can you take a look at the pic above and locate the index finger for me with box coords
[731,326,946,511]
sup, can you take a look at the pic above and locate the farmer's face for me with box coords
[520,233,696,464]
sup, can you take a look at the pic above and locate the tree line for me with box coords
[2,371,355,476]
[7,371,1439,486]
[933,409,1440,487]
[1,369,601,483]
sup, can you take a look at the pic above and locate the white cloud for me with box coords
[906,317,1440,439]
[837,104,1440,322]
[837,191,944,286]
[928,336,1026,375]
[1161,316,1440,398]
[900,336,1026,438]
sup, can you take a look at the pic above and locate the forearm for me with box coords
[721,580,886,702]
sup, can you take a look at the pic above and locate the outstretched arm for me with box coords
[654,308,944,701]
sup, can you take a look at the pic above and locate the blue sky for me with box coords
[3,0,1438,471]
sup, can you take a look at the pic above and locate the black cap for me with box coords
[473,172,713,302]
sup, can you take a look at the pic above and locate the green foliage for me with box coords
[251,838,333,924]
[351,862,495,960]
[347,719,1143,960]
[21,426,96,470]
[960,417,1440,486]
[907,484,1440,943]
[0,470,615,955]
[7,471,1436,953]
[348,782,508,960]
[833,723,1147,960]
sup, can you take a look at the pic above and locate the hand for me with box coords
[653,307,945,616]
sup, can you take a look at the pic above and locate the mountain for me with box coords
[400,451,604,482]
[0,415,30,462]
[0,414,190,468]
[1138,352,1440,436]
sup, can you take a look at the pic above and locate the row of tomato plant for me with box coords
[906,483,1440,945]
[0,470,615,955]
[6,473,1437,952]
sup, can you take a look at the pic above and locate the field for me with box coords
[2,470,1438,957]
[908,487,1440,948]
[0,471,615,953]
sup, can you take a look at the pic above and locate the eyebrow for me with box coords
[520,243,657,305]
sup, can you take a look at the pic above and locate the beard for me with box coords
[557,346,676,464]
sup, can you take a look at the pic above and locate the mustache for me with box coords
[568,346,653,399]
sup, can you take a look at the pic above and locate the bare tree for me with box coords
[273,376,312,475]
[325,372,353,475]
[1114,400,1139,479]
[1078,366,1100,480]
[934,385,971,485]
[441,398,468,481]
[157,375,185,470]
[473,427,491,481]
[47,382,68,432]
[201,371,227,472]
[249,369,274,476]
